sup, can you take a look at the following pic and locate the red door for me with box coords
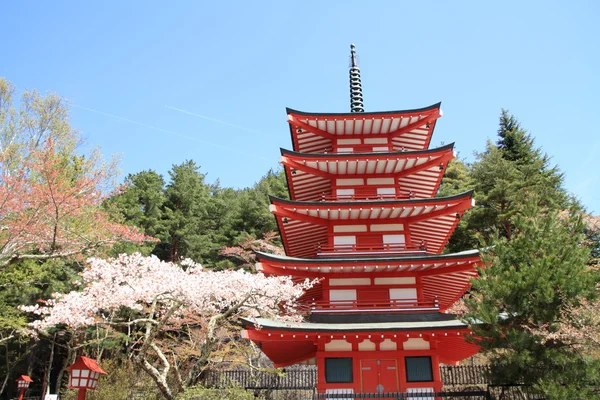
[360,360,379,393]
[360,359,399,394]
[379,360,399,392]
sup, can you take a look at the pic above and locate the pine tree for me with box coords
[465,200,600,398]
[158,160,211,262]
[224,169,288,242]
[106,170,167,255]
[446,110,569,250]
[496,109,536,164]
[437,158,476,253]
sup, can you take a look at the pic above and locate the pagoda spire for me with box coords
[349,43,364,113]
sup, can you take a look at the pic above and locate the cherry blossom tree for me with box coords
[22,253,314,399]
[0,79,150,269]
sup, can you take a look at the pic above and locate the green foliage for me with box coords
[157,160,211,262]
[109,167,288,267]
[0,259,80,397]
[114,170,166,237]
[0,259,78,331]
[437,158,477,253]
[445,110,568,252]
[105,170,167,256]
[496,109,537,165]
[437,158,472,198]
[224,169,288,242]
[465,200,600,390]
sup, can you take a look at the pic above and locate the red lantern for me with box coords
[66,356,106,400]
[16,375,33,400]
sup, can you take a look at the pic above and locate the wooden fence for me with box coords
[440,365,491,386]
[203,367,317,389]
[203,365,492,390]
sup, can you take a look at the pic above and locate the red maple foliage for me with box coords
[0,79,153,268]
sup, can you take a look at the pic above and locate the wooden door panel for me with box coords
[379,360,399,392]
[360,360,379,393]
[360,359,399,394]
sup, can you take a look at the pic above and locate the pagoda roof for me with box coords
[281,143,456,201]
[270,191,474,258]
[256,248,479,265]
[256,250,480,311]
[243,316,470,332]
[242,317,478,367]
[287,103,442,154]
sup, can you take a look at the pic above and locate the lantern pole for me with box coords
[77,387,87,400]
[16,375,33,400]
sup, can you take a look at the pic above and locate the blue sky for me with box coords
[2,1,599,212]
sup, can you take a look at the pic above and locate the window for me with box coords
[325,358,353,383]
[405,356,433,382]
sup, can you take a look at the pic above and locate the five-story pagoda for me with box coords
[242,44,481,397]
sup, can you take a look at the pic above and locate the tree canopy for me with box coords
[0,78,150,268]
[445,110,569,252]
[465,202,600,398]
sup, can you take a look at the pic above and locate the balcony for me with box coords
[319,191,415,202]
[316,243,427,257]
[309,298,440,314]
[334,144,393,154]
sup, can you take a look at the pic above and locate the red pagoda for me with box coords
[242,44,481,397]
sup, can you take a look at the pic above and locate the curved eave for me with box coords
[269,190,474,209]
[242,316,479,366]
[285,103,442,118]
[242,317,469,332]
[280,142,455,160]
[281,144,456,201]
[270,191,474,257]
[287,103,442,154]
[255,249,480,265]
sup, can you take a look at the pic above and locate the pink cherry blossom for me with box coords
[21,253,315,331]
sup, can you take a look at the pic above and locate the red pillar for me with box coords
[77,388,87,400]
[17,388,25,400]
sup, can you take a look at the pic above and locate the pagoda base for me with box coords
[242,317,478,396]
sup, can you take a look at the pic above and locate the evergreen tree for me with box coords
[158,161,211,262]
[122,170,166,238]
[446,111,569,250]
[465,201,600,398]
[225,169,288,242]
[108,167,289,267]
[196,182,238,267]
[106,170,167,255]
[437,158,476,253]
[436,158,472,198]
[496,109,536,164]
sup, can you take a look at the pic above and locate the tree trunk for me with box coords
[185,338,216,386]
[135,356,174,400]
[26,341,36,377]
[41,333,56,396]
[55,344,76,394]
[0,346,10,396]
